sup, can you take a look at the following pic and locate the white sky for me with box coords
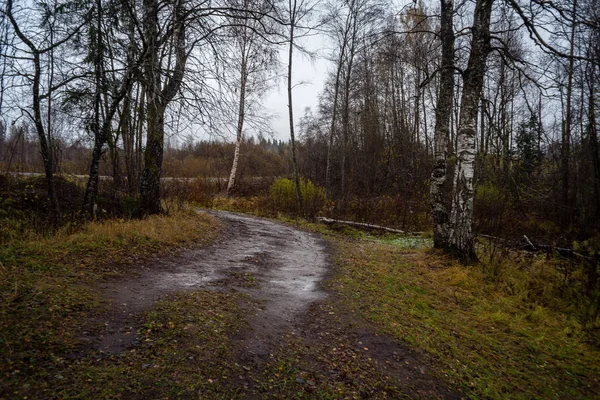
[262,36,331,142]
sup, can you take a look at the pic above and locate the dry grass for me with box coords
[68,209,219,247]
[329,236,600,399]
[0,209,222,398]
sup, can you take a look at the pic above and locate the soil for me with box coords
[86,210,461,399]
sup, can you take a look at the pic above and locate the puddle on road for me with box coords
[95,210,329,354]
[156,271,222,288]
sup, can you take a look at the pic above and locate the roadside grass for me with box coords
[53,291,246,399]
[328,234,600,399]
[0,210,221,397]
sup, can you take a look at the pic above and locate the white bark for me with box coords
[430,0,455,250]
[227,138,242,193]
[448,0,494,261]
[227,43,249,194]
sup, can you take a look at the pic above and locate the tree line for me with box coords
[298,0,600,260]
[1,0,599,261]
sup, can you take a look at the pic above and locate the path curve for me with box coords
[92,210,329,354]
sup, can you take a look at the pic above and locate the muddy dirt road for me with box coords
[89,210,459,399]
[94,210,329,354]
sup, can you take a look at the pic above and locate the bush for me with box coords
[474,182,507,234]
[269,177,327,217]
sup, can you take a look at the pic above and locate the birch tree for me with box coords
[447,0,495,261]
[226,0,279,194]
[430,0,455,250]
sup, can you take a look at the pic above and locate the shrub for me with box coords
[269,177,327,217]
[474,182,507,234]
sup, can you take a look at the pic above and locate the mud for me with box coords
[90,210,328,354]
[86,210,460,398]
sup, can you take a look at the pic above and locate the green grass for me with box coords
[329,237,600,399]
[0,210,222,398]
[3,204,599,399]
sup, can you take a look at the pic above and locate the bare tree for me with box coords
[81,0,143,219]
[273,0,321,213]
[4,0,88,226]
[430,0,455,250]
[447,0,495,261]
[323,0,353,197]
[226,0,279,194]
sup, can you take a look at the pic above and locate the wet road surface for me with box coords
[93,210,329,354]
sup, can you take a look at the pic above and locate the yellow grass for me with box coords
[332,237,600,399]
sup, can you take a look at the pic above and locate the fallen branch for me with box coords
[478,233,597,262]
[317,217,423,235]
[523,235,536,250]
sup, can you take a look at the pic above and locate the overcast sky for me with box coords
[188,33,332,144]
[260,33,332,142]
[262,41,331,142]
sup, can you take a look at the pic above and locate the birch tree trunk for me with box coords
[430,0,454,249]
[448,0,494,262]
[227,56,248,194]
[227,5,251,195]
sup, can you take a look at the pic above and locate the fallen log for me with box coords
[317,217,423,235]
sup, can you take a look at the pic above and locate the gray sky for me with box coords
[262,43,331,141]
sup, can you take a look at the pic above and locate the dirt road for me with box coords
[90,210,459,399]
[94,210,328,354]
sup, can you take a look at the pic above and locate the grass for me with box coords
[54,291,246,399]
[327,234,600,399]
[3,202,600,399]
[0,207,427,399]
[0,209,222,398]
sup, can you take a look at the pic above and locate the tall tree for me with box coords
[448,0,495,261]
[430,0,455,250]
[323,0,352,196]
[139,0,187,215]
[280,0,319,212]
[81,0,143,219]
[226,0,278,194]
[561,0,578,226]
[4,0,88,226]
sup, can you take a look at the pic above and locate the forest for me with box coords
[1,0,600,398]
[1,0,599,252]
